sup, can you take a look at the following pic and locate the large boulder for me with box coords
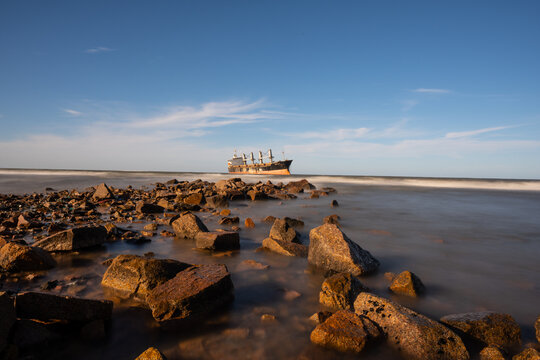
[389,270,425,297]
[354,292,469,360]
[310,310,381,354]
[319,272,367,310]
[308,224,379,276]
[135,347,168,360]
[33,226,107,252]
[146,264,234,322]
[101,255,191,300]
[0,242,56,272]
[206,195,229,209]
[440,312,521,351]
[269,218,299,243]
[0,292,16,353]
[261,237,308,257]
[15,292,113,323]
[171,212,208,239]
[195,231,240,251]
[92,183,114,200]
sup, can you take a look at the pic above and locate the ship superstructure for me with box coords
[227,149,292,175]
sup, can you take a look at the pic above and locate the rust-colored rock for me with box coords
[247,190,266,201]
[440,312,521,351]
[206,195,229,209]
[219,209,231,216]
[323,214,340,225]
[15,292,113,322]
[101,254,190,300]
[146,264,234,322]
[262,237,308,257]
[310,310,381,354]
[218,216,239,225]
[195,231,240,251]
[0,292,15,353]
[389,270,425,297]
[269,218,299,243]
[171,212,208,239]
[354,292,469,360]
[479,346,506,360]
[184,193,204,206]
[319,272,367,310]
[92,183,114,200]
[244,217,255,228]
[135,347,168,360]
[0,242,56,272]
[285,179,315,193]
[33,226,107,252]
[513,348,540,360]
[308,224,379,276]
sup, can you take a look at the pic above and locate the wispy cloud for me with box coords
[63,109,82,116]
[401,100,419,112]
[445,126,514,139]
[84,47,115,54]
[412,88,451,94]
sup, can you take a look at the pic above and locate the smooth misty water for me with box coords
[1,170,539,359]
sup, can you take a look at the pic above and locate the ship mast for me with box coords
[268,149,274,163]
[250,152,255,164]
[258,150,263,164]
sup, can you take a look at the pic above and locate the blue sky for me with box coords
[0,1,539,178]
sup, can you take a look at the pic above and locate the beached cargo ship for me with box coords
[228,149,292,175]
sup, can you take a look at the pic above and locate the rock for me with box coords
[244,218,255,228]
[92,183,114,200]
[440,312,521,350]
[218,216,239,225]
[33,226,107,252]
[144,223,158,231]
[12,319,60,350]
[261,237,308,257]
[319,272,367,310]
[184,193,204,206]
[354,292,469,360]
[331,200,339,207]
[0,242,56,272]
[171,212,208,238]
[323,214,340,225]
[219,209,231,216]
[80,319,107,340]
[513,348,540,360]
[15,292,113,322]
[135,347,168,360]
[286,179,315,193]
[101,254,190,300]
[236,260,269,271]
[157,199,174,211]
[534,316,540,342]
[310,311,334,324]
[479,346,506,360]
[310,310,381,354]
[0,292,16,353]
[389,271,425,297]
[308,224,379,276]
[283,217,304,228]
[261,314,276,322]
[146,264,234,322]
[262,215,276,224]
[269,218,299,243]
[195,231,240,251]
[136,201,165,214]
[206,195,229,209]
[247,190,266,201]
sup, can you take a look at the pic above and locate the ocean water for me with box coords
[1,169,539,359]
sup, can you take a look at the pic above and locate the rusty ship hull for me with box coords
[228,160,292,175]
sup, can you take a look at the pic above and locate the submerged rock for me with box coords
[269,218,299,243]
[0,242,56,272]
[33,226,107,252]
[135,347,168,360]
[146,264,234,322]
[308,224,379,276]
[440,312,521,351]
[354,292,469,360]
[171,212,209,239]
[15,292,113,323]
[261,237,308,257]
[0,292,15,353]
[319,272,367,310]
[389,270,425,297]
[101,254,191,300]
[310,310,381,354]
[218,216,239,225]
[195,231,240,251]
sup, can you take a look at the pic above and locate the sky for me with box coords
[0,1,539,178]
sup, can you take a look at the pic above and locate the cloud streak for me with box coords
[84,47,115,54]
[445,126,514,138]
[412,88,451,94]
[63,109,82,116]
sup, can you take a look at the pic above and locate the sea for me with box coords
[1,169,539,359]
